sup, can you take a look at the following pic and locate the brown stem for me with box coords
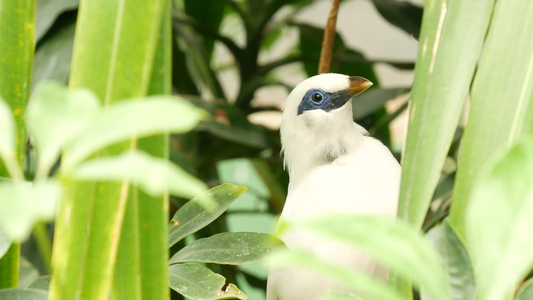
[318,0,341,74]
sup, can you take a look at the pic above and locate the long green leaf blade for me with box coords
[449,0,533,238]
[0,0,36,289]
[113,5,172,299]
[398,0,496,228]
[49,1,166,299]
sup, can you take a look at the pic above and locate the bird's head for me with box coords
[280,73,372,178]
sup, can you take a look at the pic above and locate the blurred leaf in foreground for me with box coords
[466,137,533,300]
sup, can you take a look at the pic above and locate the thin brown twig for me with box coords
[318,0,341,74]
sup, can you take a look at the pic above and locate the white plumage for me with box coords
[267,73,401,300]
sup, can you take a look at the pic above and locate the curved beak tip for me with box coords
[347,76,373,96]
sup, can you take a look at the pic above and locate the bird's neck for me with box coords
[282,112,366,187]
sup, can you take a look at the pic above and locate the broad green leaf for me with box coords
[269,250,406,300]
[26,81,100,179]
[287,215,449,300]
[466,138,533,300]
[516,279,533,300]
[35,0,79,41]
[63,96,205,169]
[0,180,61,241]
[168,184,247,247]
[424,220,475,300]
[0,288,48,300]
[398,0,495,228]
[28,275,51,291]
[450,0,533,238]
[370,0,422,39]
[32,21,75,90]
[72,150,209,203]
[112,6,172,300]
[169,232,284,265]
[168,263,247,300]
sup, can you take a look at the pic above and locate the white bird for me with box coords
[267,73,401,300]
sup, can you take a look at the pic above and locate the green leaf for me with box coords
[72,150,209,202]
[49,0,168,298]
[63,96,205,169]
[369,0,422,39]
[269,250,406,300]
[450,0,533,238]
[169,232,284,265]
[35,0,79,41]
[424,220,475,300]
[26,81,100,179]
[168,184,248,247]
[398,0,496,229]
[28,275,51,291]
[516,279,533,300]
[465,138,533,300]
[0,0,35,170]
[0,1,36,287]
[0,180,61,241]
[287,215,449,300]
[112,6,172,300]
[168,263,247,300]
[0,288,48,300]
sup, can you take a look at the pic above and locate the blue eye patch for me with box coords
[297,88,353,115]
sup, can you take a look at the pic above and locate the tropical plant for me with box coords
[274,0,533,300]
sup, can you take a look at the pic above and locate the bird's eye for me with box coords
[311,92,323,103]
